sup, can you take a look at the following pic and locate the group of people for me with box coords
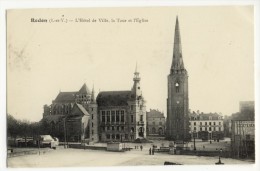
[134,145,143,151]
[149,147,155,155]
[135,145,155,155]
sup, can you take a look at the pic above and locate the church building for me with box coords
[42,83,98,143]
[166,17,190,141]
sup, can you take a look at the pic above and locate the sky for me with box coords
[6,6,254,122]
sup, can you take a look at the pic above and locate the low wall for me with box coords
[68,144,107,151]
[107,142,123,152]
[179,150,231,158]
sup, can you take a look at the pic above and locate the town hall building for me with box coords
[96,66,146,142]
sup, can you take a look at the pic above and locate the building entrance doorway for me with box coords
[158,127,164,135]
[138,127,144,137]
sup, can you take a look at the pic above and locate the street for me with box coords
[7,141,254,167]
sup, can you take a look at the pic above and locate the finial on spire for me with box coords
[135,62,138,73]
[91,83,95,102]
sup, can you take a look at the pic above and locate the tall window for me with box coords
[140,115,143,122]
[111,111,115,122]
[194,122,196,126]
[101,111,105,122]
[121,112,124,122]
[205,122,207,125]
[107,111,110,122]
[92,122,94,127]
[214,122,216,125]
[209,122,211,125]
[200,122,202,125]
[131,115,134,123]
[116,113,120,122]
[209,127,211,131]
[219,122,221,125]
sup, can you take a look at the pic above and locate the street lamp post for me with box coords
[63,117,67,149]
[215,148,224,165]
[193,131,196,151]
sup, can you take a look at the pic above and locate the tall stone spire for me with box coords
[166,16,189,141]
[171,16,185,72]
[91,84,96,102]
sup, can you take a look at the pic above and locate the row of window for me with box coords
[190,117,222,120]
[106,134,134,140]
[101,110,125,122]
[105,126,125,131]
[194,127,222,131]
[193,122,222,126]
[101,112,143,123]
[101,126,135,132]
[148,121,163,125]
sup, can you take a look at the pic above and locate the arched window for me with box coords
[152,127,156,134]
[175,82,180,93]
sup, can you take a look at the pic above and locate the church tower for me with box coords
[166,17,190,141]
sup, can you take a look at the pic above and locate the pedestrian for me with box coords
[149,148,151,155]
[152,148,154,155]
[140,145,143,151]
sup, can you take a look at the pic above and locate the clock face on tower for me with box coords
[176,101,179,104]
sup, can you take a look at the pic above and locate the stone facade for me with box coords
[230,101,255,158]
[96,66,146,142]
[189,112,224,140]
[231,120,255,158]
[146,109,165,136]
[166,17,190,141]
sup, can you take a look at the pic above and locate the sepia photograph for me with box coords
[1,2,258,169]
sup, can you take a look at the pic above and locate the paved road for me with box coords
[7,147,254,167]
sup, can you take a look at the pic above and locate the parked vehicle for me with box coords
[38,135,59,149]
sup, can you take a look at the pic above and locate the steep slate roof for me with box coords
[53,84,91,103]
[69,103,89,117]
[78,83,91,94]
[147,109,165,118]
[54,92,77,103]
[96,91,133,107]
[75,103,89,116]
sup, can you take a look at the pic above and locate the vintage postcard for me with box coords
[5,5,256,168]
